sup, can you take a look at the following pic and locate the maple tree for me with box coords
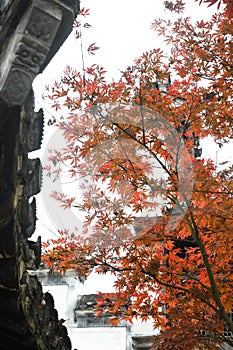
[42,2,233,349]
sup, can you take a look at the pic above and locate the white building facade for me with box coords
[36,269,156,350]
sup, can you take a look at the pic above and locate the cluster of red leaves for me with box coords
[167,0,233,17]
[197,0,233,17]
[164,0,186,13]
[41,4,233,350]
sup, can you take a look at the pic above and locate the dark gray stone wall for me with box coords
[0,1,79,348]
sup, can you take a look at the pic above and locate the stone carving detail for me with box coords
[20,108,44,153]
[26,7,60,45]
[18,196,37,238]
[15,40,47,73]
[0,3,62,105]
[22,157,42,197]
[2,69,32,106]
[28,237,41,269]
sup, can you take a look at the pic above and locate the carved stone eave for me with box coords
[0,0,79,106]
[0,0,79,349]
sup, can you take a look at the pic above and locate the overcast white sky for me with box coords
[34,0,217,92]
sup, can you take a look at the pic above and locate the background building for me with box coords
[36,269,156,350]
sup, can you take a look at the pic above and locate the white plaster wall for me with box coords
[68,327,127,350]
[131,317,155,336]
[43,284,68,320]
